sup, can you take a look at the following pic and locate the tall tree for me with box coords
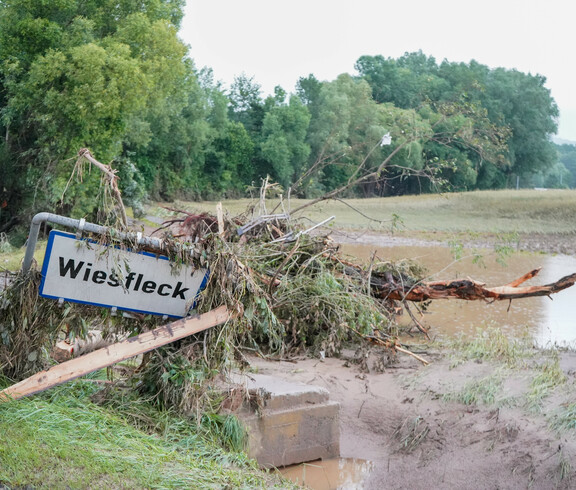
[0,0,190,230]
[199,69,255,197]
[482,68,558,183]
[355,51,449,109]
[228,73,264,133]
[357,54,558,191]
[259,93,311,189]
[303,74,433,196]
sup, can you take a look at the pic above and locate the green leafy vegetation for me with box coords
[445,327,534,368]
[552,403,576,433]
[526,354,567,412]
[442,371,505,406]
[0,375,289,488]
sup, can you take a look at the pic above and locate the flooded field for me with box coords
[340,240,576,347]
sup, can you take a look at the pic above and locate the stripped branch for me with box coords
[370,268,576,302]
[77,148,128,228]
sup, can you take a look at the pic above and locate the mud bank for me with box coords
[250,348,576,489]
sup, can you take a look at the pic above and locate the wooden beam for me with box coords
[0,306,231,401]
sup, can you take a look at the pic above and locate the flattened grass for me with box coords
[0,377,289,489]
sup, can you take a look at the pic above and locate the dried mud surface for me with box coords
[251,351,576,489]
[331,230,576,256]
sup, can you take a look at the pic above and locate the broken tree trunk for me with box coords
[0,306,231,401]
[51,330,113,363]
[370,267,576,302]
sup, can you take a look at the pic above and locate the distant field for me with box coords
[162,189,576,237]
[3,189,576,271]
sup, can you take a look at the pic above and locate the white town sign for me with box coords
[39,231,209,318]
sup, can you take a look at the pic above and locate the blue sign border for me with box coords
[39,230,209,318]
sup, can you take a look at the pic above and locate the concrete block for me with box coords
[225,373,340,468]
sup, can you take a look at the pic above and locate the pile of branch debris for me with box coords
[2,152,576,410]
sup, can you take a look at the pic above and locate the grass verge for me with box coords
[0,375,290,489]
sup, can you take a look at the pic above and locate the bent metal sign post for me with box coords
[39,231,209,318]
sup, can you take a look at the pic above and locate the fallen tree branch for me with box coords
[371,268,576,302]
[77,148,128,228]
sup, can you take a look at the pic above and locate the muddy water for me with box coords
[341,242,576,347]
[278,458,373,489]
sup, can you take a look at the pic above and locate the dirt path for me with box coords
[250,349,576,489]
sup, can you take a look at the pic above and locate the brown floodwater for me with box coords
[340,242,576,347]
[278,458,374,489]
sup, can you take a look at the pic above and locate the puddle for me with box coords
[341,242,576,347]
[278,458,373,489]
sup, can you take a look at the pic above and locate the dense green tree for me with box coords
[305,74,380,192]
[303,74,436,196]
[128,64,210,201]
[227,74,265,133]
[0,0,191,229]
[259,94,311,189]
[357,53,557,191]
[296,74,323,110]
[198,71,256,197]
[355,51,449,108]
[481,68,558,182]
[554,143,576,188]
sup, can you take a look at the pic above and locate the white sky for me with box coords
[180,0,576,141]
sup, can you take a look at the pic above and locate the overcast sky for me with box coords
[180,0,576,141]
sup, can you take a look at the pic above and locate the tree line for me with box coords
[0,0,569,240]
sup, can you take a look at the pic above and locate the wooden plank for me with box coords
[0,305,231,401]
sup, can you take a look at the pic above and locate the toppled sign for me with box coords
[0,212,229,401]
[40,230,208,318]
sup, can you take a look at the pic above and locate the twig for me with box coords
[269,237,301,294]
[333,198,394,225]
[357,399,367,418]
[76,148,128,228]
[290,137,413,215]
[402,300,430,339]
[395,345,430,366]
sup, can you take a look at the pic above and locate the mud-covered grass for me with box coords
[437,330,576,431]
